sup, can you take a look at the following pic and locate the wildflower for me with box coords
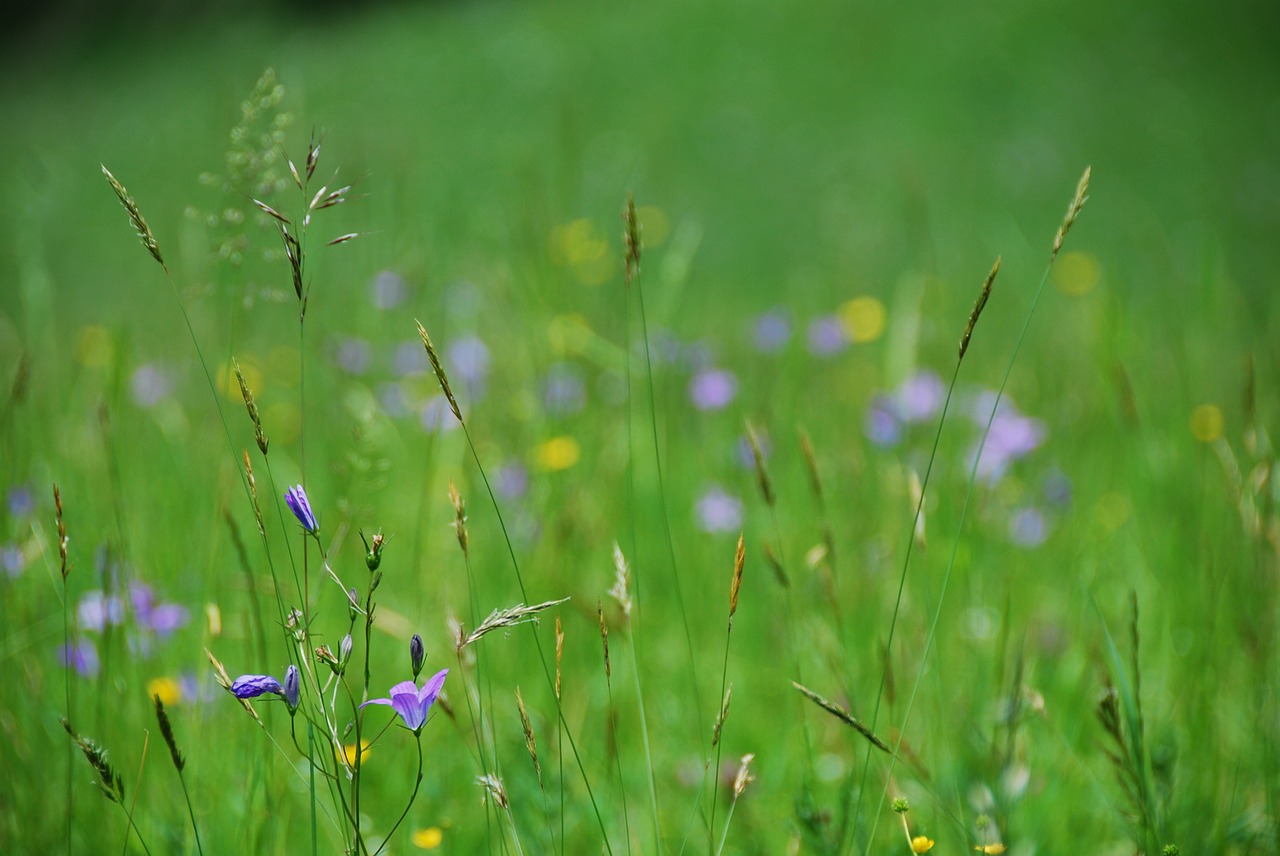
[129,363,174,408]
[689,368,738,411]
[61,639,100,678]
[7,485,34,518]
[410,634,425,680]
[360,668,449,733]
[230,674,284,699]
[371,270,408,310]
[974,842,1007,853]
[339,634,353,672]
[838,295,887,343]
[447,335,490,389]
[284,485,319,534]
[695,486,743,533]
[393,340,429,376]
[751,308,792,353]
[360,529,386,571]
[1189,403,1223,443]
[865,395,903,447]
[1,543,24,578]
[283,665,300,712]
[412,827,444,849]
[420,395,462,433]
[494,462,529,501]
[338,739,372,766]
[807,315,848,356]
[896,370,945,423]
[334,337,372,375]
[911,836,935,853]
[1009,507,1049,548]
[542,363,587,415]
[147,676,182,706]
[535,436,580,471]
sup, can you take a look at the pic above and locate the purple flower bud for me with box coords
[339,635,353,672]
[283,665,300,712]
[410,634,425,679]
[284,485,319,534]
[231,674,284,699]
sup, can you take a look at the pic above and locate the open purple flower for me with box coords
[231,674,285,699]
[285,485,319,533]
[360,669,448,733]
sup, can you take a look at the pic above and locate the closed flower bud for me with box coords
[360,529,386,571]
[410,634,425,680]
[283,664,300,712]
[347,588,360,624]
[339,635,353,673]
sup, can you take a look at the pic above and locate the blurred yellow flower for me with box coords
[147,676,182,706]
[337,739,371,766]
[1189,403,1223,443]
[549,219,615,286]
[535,436,580,472]
[1052,250,1100,296]
[838,296,886,343]
[412,827,444,850]
[975,845,1007,854]
[911,835,935,853]
[75,325,114,368]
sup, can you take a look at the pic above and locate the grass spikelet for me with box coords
[242,451,264,536]
[477,774,511,810]
[457,598,570,651]
[623,191,641,288]
[1051,165,1091,261]
[608,542,632,619]
[728,533,746,623]
[62,718,126,804]
[958,256,1000,361]
[555,617,564,701]
[712,685,733,749]
[448,480,468,558]
[101,165,165,268]
[516,688,543,788]
[153,695,185,773]
[415,319,463,424]
[234,360,269,455]
[762,541,788,588]
[53,482,69,579]
[732,753,755,798]
[791,681,890,753]
[597,600,611,680]
[745,421,774,507]
[798,427,823,502]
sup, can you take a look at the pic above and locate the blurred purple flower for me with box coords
[371,270,408,310]
[1043,471,1072,509]
[689,369,738,411]
[494,461,529,501]
[542,364,586,416]
[378,382,410,418]
[334,338,372,375]
[392,340,429,377]
[2,543,24,578]
[695,486,743,533]
[231,674,284,699]
[896,370,946,424]
[1009,507,1049,547]
[420,395,462,433]
[129,581,155,617]
[146,604,189,638]
[61,639,100,678]
[78,591,125,632]
[751,308,792,353]
[864,395,903,447]
[360,668,449,733]
[130,364,173,408]
[447,336,490,388]
[806,315,848,357]
[640,328,682,366]
[7,485,34,518]
[285,485,319,534]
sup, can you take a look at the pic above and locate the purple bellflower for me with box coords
[231,674,285,699]
[360,669,448,733]
[285,485,319,534]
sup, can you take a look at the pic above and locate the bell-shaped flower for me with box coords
[231,674,284,699]
[359,669,448,733]
[285,485,319,533]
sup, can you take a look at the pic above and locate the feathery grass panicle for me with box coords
[234,360,269,455]
[609,542,633,619]
[1051,166,1092,261]
[958,256,1001,361]
[791,682,890,753]
[53,482,69,579]
[597,601,611,680]
[728,533,746,624]
[415,320,463,424]
[101,165,165,269]
[745,421,774,507]
[62,718,126,804]
[712,685,733,749]
[457,598,570,651]
[477,774,510,810]
[516,688,543,788]
[448,480,469,558]
[623,192,641,288]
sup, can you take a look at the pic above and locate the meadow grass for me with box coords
[1,2,1278,853]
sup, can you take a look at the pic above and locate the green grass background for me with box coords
[1,0,1277,852]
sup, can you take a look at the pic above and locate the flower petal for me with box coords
[231,674,284,699]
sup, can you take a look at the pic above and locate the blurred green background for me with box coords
[1,0,1277,852]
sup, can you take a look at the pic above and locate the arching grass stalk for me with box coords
[55,483,72,855]
[598,603,633,854]
[707,535,746,852]
[862,167,1091,853]
[416,321,614,854]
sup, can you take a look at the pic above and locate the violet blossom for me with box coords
[360,669,449,733]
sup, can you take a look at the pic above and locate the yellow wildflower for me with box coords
[337,739,371,766]
[147,677,182,706]
[535,436,580,472]
[1189,403,1223,443]
[412,827,444,849]
[837,296,886,343]
[911,836,935,853]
